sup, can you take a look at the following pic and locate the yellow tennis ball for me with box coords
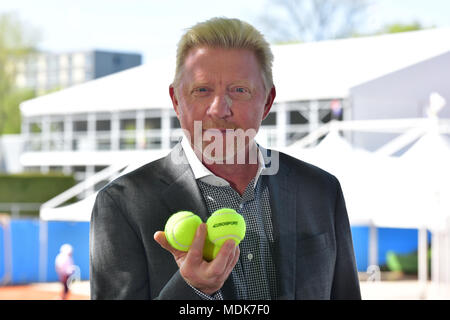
[203,208,246,261]
[164,211,202,251]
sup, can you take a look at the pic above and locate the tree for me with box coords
[377,21,426,34]
[0,12,39,135]
[352,21,429,38]
[258,0,371,43]
[0,88,35,134]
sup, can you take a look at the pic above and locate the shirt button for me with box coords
[247,253,253,261]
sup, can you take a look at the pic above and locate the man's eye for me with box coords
[234,87,248,93]
[229,86,251,99]
[192,87,210,95]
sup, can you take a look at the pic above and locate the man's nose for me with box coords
[206,94,232,119]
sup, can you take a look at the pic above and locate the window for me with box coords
[120,119,136,131]
[30,122,42,133]
[171,116,181,129]
[261,112,276,126]
[96,119,111,131]
[289,111,308,124]
[145,117,161,130]
[73,120,88,132]
[50,121,64,132]
[95,166,108,172]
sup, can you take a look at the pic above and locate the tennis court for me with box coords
[0,281,89,300]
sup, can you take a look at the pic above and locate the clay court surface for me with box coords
[0,281,90,300]
[1,280,449,300]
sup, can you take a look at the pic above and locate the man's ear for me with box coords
[169,84,180,117]
[262,86,276,120]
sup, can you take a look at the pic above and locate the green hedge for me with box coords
[0,173,76,216]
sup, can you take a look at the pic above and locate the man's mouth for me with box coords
[202,128,235,134]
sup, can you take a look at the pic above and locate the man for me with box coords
[90,17,361,300]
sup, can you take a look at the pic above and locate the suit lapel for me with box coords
[160,143,209,222]
[266,151,296,300]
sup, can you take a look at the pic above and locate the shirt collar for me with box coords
[180,133,267,188]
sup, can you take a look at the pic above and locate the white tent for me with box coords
[283,121,450,296]
[282,130,398,226]
[283,127,450,230]
[393,131,450,230]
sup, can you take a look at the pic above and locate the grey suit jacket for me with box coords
[90,142,361,299]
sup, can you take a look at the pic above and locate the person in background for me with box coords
[55,243,75,300]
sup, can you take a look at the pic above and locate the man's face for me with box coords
[169,46,275,163]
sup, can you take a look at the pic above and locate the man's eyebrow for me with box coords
[228,80,256,90]
[187,79,256,91]
[191,81,211,86]
[229,80,252,86]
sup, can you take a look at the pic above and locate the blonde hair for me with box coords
[173,17,274,92]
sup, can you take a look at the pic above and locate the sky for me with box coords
[1,0,450,63]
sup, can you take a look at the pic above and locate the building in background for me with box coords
[14,50,142,94]
[0,49,142,175]
[10,27,450,193]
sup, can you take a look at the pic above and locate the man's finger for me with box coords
[209,239,235,274]
[225,245,240,274]
[154,231,180,256]
[186,223,207,262]
[222,242,238,274]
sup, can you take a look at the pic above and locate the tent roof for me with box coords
[21,27,450,117]
[272,27,450,103]
[402,131,450,163]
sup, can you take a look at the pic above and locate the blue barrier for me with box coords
[378,227,431,265]
[10,219,40,284]
[350,226,370,271]
[351,226,432,272]
[0,224,4,281]
[0,218,89,285]
[0,219,433,284]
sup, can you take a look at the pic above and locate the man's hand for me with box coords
[154,223,240,295]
